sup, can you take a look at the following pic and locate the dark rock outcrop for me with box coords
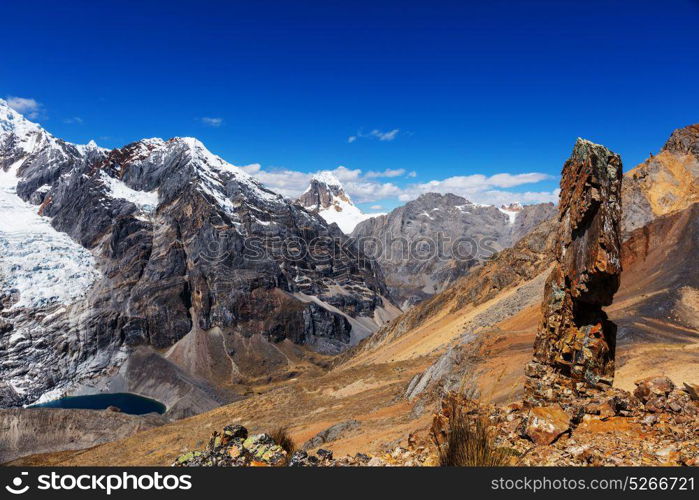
[526,139,623,403]
[302,419,361,450]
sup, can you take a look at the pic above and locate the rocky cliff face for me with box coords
[0,99,396,409]
[351,193,555,307]
[622,124,699,238]
[526,138,623,402]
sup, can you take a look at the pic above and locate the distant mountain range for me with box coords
[351,193,556,307]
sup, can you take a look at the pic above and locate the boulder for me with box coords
[525,405,571,445]
[634,376,675,401]
[683,382,699,402]
[302,419,360,450]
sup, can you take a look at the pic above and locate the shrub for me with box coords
[269,427,296,455]
[438,399,509,466]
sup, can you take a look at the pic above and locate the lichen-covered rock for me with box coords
[526,138,623,403]
[242,434,288,466]
[172,424,431,467]
[174,426,288,467]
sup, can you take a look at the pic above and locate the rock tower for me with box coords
[526,138,623,404]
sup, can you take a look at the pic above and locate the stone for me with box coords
[525,405,571,445]
[223,424,248,440]
[526,139,623,403]
[367,456,387,467]
[302,419,360,450]
[634,376,675,401]
[683,382,699,402]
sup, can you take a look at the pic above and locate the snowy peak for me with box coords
[501,202,523,212]
[95,135,283,219]
[0,99,61,160]
[498,202,522,224]
[297,171,382,233]
[299,171,351,210]
[311,170,343,189]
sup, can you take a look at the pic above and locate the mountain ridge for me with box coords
[0,100,398,413]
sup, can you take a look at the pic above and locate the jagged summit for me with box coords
[661,123,699,157]
[501,202,523,211]
[311,170,342,188]
[622,123,699,237]
[297,170,381,233]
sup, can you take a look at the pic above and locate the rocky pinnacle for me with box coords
[526,138,623,402]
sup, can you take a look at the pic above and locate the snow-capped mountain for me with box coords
[0,99,397,413]
[296,171,384,233]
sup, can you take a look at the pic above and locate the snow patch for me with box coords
[497,206,519,225]
[317,197,383,233]
[311,170,342,187]
[101,173,159,212]
[0,166,100,310]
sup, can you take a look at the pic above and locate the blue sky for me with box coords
[2,0,698,211]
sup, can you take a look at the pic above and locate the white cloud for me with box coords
[241,162,556,207]
[6,96,43,119]
[348,128,400,143]
[370,128,399,141]
[200,117,223,127]
[64,116,84,124]
[364,168,406,178]
[370,205,383,210]
[395,172,555,204]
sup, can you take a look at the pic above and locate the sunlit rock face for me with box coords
[526,138,623,403]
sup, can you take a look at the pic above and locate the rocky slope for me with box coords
[622,124,699,238]
[296,171,382,234]
[0,407,166,464]
[351,193,556,307]
[0,99,397,412]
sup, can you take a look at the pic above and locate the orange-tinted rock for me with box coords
[684,382,699,402]
[525,405,571,445]
[634,376,675,400]
[526,139,623,402]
